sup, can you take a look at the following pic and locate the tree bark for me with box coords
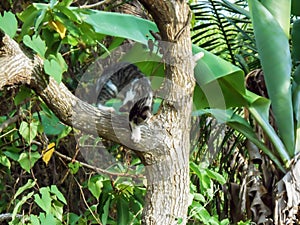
[138,1,194,224]
[0,0,194,224]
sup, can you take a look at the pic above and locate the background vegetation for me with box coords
[0,0,299,224]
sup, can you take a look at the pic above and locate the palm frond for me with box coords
[190,0,260,74]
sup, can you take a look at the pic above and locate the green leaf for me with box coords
[221,218,230,225]
[249,0,294,156]
[0,11,18,38]
[18,152,40,172]
[101,197,111,225]
[44,54,67,84]
[292,19,300,63]
[88,175,104,199]
[247,94,291,165]
[177,217,184,224]
[0,154,11,168]
[34,9,47,32]
[50,0,58,9]
[50,185,67,204]
[68,161,81,174]
[190,161,203,179]
[18,5,40,38]
[197,206,211,223]
[19,120,39,144]
[199,107,287,172]
[56,5,82,22]
[39,212,58,224]
[14,86,32,106]
[193,193,206,203]
[4,149,21,161]
[193,45,246,109]
[51,200,64,221]
[292,0,300,15]
[205,169,226,185]
[259,0,291,37]
[117,197,129,225]
[30,215,41,225]
[23,35,47,57]
[14,179,36,200]
[34,187,52,213]
[33,110,69,137]
[68,213,80,225]
[81,9,158,45]
[12,191,34,221]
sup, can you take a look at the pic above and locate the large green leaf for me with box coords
[193,45,246,109]
[259,0,291,37]
[80,9,158,45]
[245,91,291,164]
[248,0,294,156]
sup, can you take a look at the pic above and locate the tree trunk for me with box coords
[0,0,195,224]
[137,1,194,224]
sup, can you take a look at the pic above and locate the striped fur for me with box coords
[96,62,153,143]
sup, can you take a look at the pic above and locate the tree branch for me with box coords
[0,32,164,153]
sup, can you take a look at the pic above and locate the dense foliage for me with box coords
[0,0,299,224]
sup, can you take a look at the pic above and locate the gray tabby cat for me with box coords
[96,62,153,143]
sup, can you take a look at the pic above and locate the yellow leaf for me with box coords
[49,20,66,39]
[42,142,55,165]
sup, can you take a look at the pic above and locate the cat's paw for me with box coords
[130,125,141,143]
[97,104,115,113]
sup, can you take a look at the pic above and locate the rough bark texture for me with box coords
[138,1,194,224]
[0,1,194,224]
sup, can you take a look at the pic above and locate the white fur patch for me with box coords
[130,121,141,143]
[123,88,136,106]
[97,103,115,112]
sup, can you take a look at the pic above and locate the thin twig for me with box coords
[0,213,22,222]
[0,111,22,133]
[74,177,102,225]
[80,0,113,9]
[54,150,144,179]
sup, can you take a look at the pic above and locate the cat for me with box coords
[96,62,153,143]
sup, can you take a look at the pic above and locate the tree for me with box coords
[0,0,198,224]
[6,0,300,224]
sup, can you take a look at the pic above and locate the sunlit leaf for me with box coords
[0,154,11,168]
[81,10,158,45]
[88,175,104,199]
[49,20,67,39]
[44,56,66,83]
[19,120,39,144]
[50,185,67,204]
[18,152,40,172]
[14,179,36,200]
[23,35,47,57]
[68,162,81,174]
[34,187,52,213]
[42,143,55,165]
[0,11,18,38]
